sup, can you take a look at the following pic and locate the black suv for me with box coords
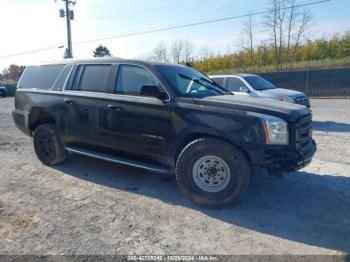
[13,58,316,207]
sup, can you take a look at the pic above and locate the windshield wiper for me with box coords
[178,73,227,95]
[199,77,232,95]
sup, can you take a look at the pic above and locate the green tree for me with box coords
[5,65,25,80]
[93,45,112,57]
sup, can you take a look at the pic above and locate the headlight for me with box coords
[260,115,289,145]
[279,96,295,103]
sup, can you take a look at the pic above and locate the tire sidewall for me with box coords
[33,124,66,165]
[176,138,251,207]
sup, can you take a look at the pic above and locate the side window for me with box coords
[116,65,157,96]
[227,77,247,92]
[78,65,112,92]
[51,64,73,91]
[17,64,64,90]
[212,77,224,87]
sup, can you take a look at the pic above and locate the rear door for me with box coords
[99,64,172,156]
[62,64,114,147]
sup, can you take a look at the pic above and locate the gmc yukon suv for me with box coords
[13,58,316,207]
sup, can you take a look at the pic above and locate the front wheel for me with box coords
[33,124,67,165]
[175,138,251,207]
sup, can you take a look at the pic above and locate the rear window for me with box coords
[18,64,65,90]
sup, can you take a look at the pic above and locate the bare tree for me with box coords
[197,45,213,71]
[256,40,270,71]
[286,0,297,67]
[183,40,194,62]
[290,8,313,68]
[264,0,280,68]
[277,0,287,68]
[171,39,184,63]
[240,14,256,68]
[198,45,212,60]
[153,42,169,62]
[264,0,313,69]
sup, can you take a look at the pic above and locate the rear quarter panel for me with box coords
[13,90,64,136]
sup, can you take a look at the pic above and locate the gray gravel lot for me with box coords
[0,97,349,255]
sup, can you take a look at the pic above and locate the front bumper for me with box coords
[245,138,317,172]
[260,139,316,172]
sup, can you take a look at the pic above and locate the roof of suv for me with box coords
[36,57,184,68]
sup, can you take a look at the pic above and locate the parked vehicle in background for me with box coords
[13,58,316,207]
[210,74,310,107]
[0,85,8,97]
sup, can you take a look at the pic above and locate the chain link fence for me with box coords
[259,67,350,97]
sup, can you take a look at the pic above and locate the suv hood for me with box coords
[257,88,305,98]
[193,95,310,121]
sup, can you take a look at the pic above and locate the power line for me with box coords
[76,0,204,23]
[0,0,331,60]
[0,46,65,59]
[73,0,331,45]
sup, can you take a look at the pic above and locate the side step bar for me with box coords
[66,146,171,174]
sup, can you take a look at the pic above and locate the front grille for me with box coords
[295,114,313,156]
[294,96,309,106]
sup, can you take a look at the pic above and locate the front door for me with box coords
[99,64,172,156]
[226,77,251,96]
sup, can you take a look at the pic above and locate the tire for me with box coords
[33,124,67,165]
[175,138,251,207]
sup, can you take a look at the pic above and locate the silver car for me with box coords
[210,74,310,107]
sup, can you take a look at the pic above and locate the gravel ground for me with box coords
[0,97,349,255]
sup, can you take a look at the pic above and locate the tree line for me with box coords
[192,32,350,73]
[144,0,350,73]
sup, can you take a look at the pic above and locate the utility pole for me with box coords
[58,0,76,58]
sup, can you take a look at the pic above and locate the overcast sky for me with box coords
[0,0,349,71]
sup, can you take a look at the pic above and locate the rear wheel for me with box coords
[175,138,251,207]
[33,124,67,165]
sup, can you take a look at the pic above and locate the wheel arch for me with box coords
[29,109,57,133]
[175,132,252,165]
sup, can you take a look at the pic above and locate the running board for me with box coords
[66,146,171,174]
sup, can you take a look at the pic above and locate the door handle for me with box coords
[64,99,75,105]
[107,105,122,112]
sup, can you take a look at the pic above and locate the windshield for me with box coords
[243,75,276,91]
[156,65,230,97]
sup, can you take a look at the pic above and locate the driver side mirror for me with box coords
[239,86,249,93]
[139,85,168,100]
